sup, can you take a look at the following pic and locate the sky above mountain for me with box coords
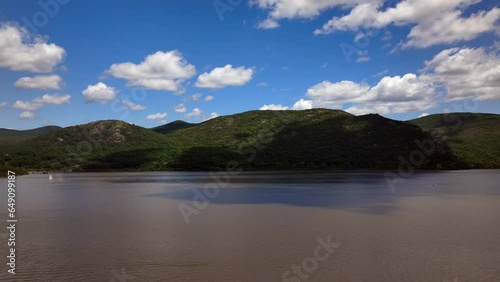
[0,0,499,129]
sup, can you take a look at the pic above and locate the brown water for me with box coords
[0,170,499,282]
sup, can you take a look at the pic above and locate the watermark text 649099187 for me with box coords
[6,170,17,275]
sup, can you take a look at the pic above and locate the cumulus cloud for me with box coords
[146,112,167,123]
[292,99,314,110]
[422,47,500,101]
[191,93,202,101]
[252,0,499,48]
[185,107,203,118]
[306,73,438,115]
[14,74,63,90]
[302,45,500,115]
[0,23,66,73]
[259,99,314,110]
[174,103,186,113]
[314,0,500,48]
[12,94,70,118]
[82,82,117,104]
[196,65,253,89]
[0,102,7,108]
[105,50,196,93]
[122,100,146,111]
[205,112,220,121]
[12,100,43,111]
[259,104,289,110]
[250,0,353,20]
[19,111,35,119]
[33,94,71,105]
[257,18,281,29]
[204,95,214,101]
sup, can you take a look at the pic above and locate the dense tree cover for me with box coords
[2,109,495,172]
[410,113,500,168]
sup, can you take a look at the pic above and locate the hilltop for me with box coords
[410,113,500,168]
[151,120,196,134]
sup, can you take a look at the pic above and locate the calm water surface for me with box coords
[0,170,499,281]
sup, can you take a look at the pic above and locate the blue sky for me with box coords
[0,0,499,129]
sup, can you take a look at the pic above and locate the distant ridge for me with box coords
[151,120,197,134]
[0,125,62,147]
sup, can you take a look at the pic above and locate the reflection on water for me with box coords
[0,170,499,281]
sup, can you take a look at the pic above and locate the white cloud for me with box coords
[257,82,268,87]
[419,113,429,118]
[12,94,71,118]
[191,93,202,101]
[204,95,214,101]
[292,99,314,110]
[205,112,220,121]
[259,99,314,111]
[314,0,500,48]
[105,50,196,93]
[19,111,35,119]
[302,45,500,115]
[250,0,354,20]
[82,82,117,104]
[306,73,438,115]
[196,65,253,89]
[306,80,371,108]
[259,104,289,110]
[185,107,203,118]
[12,100,43,111]
[122,100,146,111]
[257,18,281,29]
[33,94,70,105]
[0,23,66,73]
[0,102,7,108]
[174,103,186,113]
[405,8,500,48]
[422,47,500,101]
[372,69,389,77]
[146,112,167,123]
[14,74,63,90]
[356,56,370,63]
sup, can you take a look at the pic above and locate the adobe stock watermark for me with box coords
[213,0,243,21]
[385,100,479,192]
[339,29,384,63]
[281,235,341,282]
[178,111,291,224]
[21,0,72,34]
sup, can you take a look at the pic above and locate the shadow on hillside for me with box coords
[244,114,462,170]
[84,148,165,170]
[169,146,244,171]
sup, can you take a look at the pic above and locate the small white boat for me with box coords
[49,174,53,180]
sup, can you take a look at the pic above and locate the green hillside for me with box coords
[409,113,500,168]
[0,126,61,148]
[4,120,168,171]
[2,109,467,171]
[160,109,462,170]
